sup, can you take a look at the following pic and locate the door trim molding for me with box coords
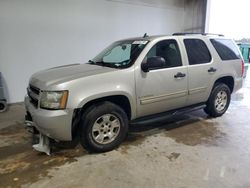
[188,87,207,95]
[140,90,188,105]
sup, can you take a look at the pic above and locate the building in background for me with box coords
[0,0,208,103]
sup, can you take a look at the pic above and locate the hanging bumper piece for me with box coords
[32,133,51,155]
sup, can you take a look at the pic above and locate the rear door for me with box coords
[183,38,218,105]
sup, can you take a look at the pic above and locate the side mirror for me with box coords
[141,56,166,72]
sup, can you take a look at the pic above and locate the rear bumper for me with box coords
[233,77,243,93]
[24,96,74,141]
[244,64,249,78]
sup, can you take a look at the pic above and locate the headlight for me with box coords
[40,91,68,110]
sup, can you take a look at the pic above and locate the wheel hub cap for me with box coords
[215,90,228,112]
[91,114,121,144]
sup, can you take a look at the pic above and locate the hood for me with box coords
[29,63,116,88]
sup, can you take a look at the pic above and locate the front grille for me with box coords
[27,84,40,108]
[29,94,39,108]
[29,85,40,95]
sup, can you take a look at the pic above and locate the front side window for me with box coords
[184,39,212,65]
[210,39,241,61]
[146,39,182,68]
[90,40,148,68]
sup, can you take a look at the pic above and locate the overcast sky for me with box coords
[209,0,250,40]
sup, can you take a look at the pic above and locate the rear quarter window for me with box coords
[210,39,241,60]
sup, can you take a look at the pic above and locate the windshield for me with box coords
[89,40,148,68]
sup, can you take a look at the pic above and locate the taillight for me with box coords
[241,60,245,77]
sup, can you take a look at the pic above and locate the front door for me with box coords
[135,39,188,118]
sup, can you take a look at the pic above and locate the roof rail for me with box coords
[172,32,224,37]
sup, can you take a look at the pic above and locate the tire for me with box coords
[80,101,128,152]
[204,83,231,117]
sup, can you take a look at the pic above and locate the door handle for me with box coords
[208,67,217,73]
[174,72,186,78]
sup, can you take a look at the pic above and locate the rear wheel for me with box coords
[204,83,231,117]
[80,102,128,152]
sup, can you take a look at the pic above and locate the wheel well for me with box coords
[214,76,234,93]
[81,95,131,119]
[71,95,131,139]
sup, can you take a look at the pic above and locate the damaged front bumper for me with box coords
[24,119,51,155]
[24,95,74,155]
[24,96,74,141]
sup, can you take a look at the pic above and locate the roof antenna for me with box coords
[143,33,148,38]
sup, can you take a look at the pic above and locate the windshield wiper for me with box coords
[88,60,121,69]
[88,60,106,66]
[88,60,105,66]
[88,60,114,67]
[88,60,96,64]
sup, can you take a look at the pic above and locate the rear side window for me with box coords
[210,39,241,60]
[184,39,212,65]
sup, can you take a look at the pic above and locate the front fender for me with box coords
[77,91,136,119]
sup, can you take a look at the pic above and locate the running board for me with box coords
[130,103,206,125]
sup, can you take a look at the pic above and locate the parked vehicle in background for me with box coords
[24,33,244,154]
[238,43,250,78]
[0,72,7,112]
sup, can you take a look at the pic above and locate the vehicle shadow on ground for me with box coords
[53,109,218,150]
[125,109,225,147]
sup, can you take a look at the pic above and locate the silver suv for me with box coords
[25,33,244,154]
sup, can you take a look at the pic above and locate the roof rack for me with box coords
[172,32,224,37]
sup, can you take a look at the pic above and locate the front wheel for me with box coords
[80,102,128,152]
[204,83,231,117]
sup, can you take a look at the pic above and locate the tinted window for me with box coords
[210,39,241,60]
[184,39,211,65]
[146,39,182,68]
